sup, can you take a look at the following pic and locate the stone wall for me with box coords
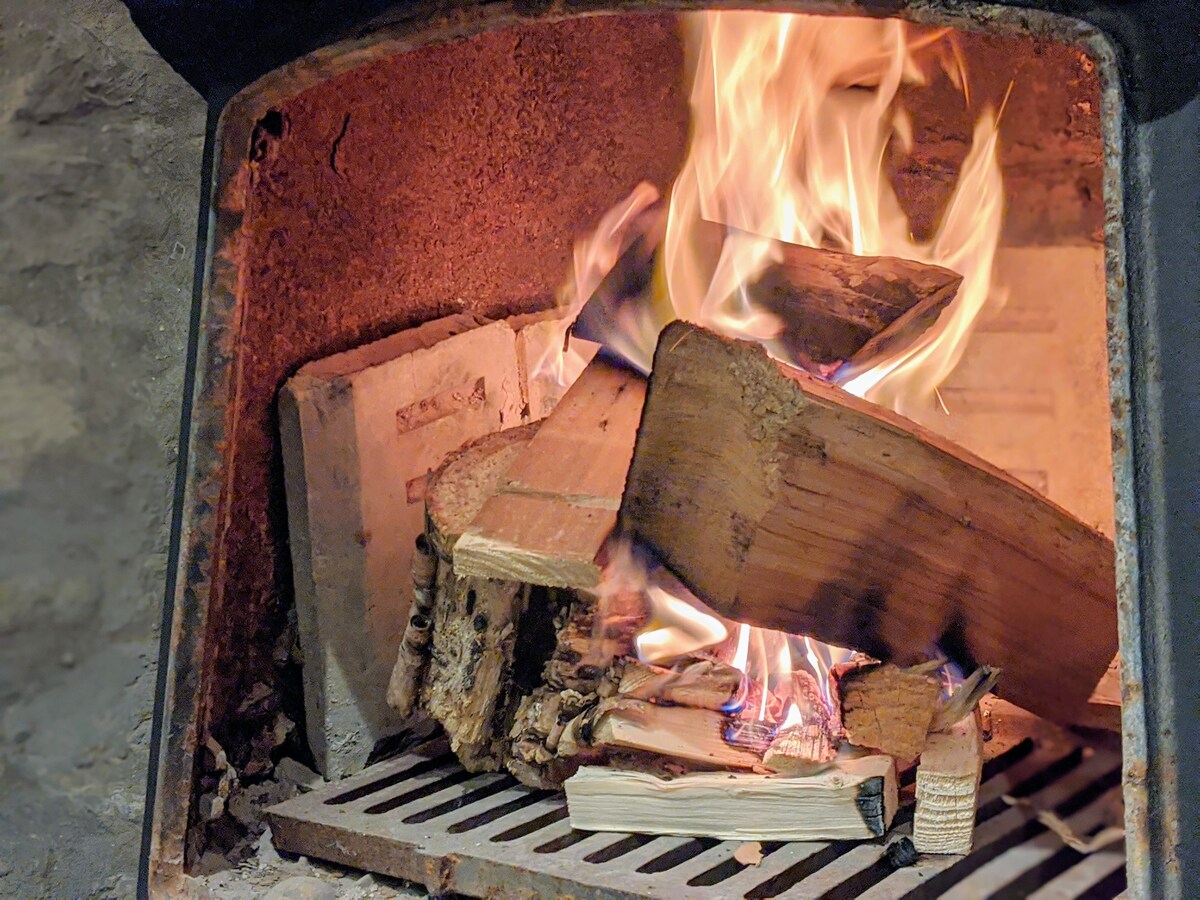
[0,0,204,895]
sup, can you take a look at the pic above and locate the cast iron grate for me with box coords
[267,736,1125,898]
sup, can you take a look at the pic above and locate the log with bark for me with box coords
[504,588,640,788]
[391,424,539,771]
[620,322,1118,724]
[564,755,898,841]
[454,359,646,588]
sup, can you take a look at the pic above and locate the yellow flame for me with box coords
[635,586,729,664]
[578,13,1005,728]
[556,12,1004,415]
[780,702,805,730]
[668,11,1005,415]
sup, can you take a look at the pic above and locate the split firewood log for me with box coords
[557,697,764,771]
[913,716,985,855]
[746,241,963,371]
[571,224,961,377]
[565,755,898,841]
[611,656,743,711]
[835,661,944,760]
[620,321,1118,724]
[763,723,839,775]
[455,359,646,588]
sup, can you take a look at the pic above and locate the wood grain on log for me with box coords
[560,698,762,770]
[280,314,525,777]
[620,322,1117,724]
[836,661,943,760]
[455,359,646,588]
[913,717,984,855]
[747,242,962,369]
[565,755,898,841]
[614,657,742,711]
[763,723,838,775]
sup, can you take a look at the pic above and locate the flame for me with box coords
[553,11,1004,416]
[570,13,1005,748]
[595,536,729,665]
[780,702,805,730]
[594,538,853,743]
[635,586,729,663]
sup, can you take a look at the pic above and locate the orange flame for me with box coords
[575,13,1005,743]
[557,12,1004,415]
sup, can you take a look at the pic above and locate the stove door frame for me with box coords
[138,2,1200,897]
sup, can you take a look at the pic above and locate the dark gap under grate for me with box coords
[490,804,569,842]
[449,787,556,833]
[325,752,456,805]
[267,733,1125,899]
[586,833,659,863]
[639,838,723,874]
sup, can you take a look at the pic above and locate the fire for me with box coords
[544,11,1004,417]
[594,538,852,744]
[572,13,1006,744]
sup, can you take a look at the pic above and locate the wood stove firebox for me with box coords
[138,2,1200,897]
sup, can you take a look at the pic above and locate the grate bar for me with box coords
[609,835,703,871]
[268,731,1124,899]
[710,841,828,896]
[865,751,1120,899]
[1026,846,1126,899]
[943,784,1124,900]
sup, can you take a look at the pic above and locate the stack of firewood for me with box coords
[285,239,1118,850]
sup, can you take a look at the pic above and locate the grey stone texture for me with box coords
[0,0,205,896]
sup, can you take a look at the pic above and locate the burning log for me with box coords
[613,657,742,711]
[835,661,943,760]
[913,716,985,855]
[762,668,841,773]
[559,698,763,771]
[455,359,646,588]
[620,322,1118,724]
[564,755,898,841]
[746,242,962,371]
[763,723,838,775]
